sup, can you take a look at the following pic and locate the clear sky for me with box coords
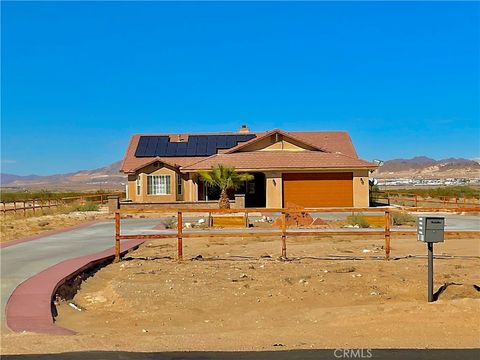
[1,1,479,176]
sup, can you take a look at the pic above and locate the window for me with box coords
[136,176,141,195]
[147,175,171,195]
[177,174,183,195]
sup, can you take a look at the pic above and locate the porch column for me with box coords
[184,173,198,202]
[265,172,283,208]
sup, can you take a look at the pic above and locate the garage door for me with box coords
[283,173,353,207]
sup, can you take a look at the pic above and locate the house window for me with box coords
[177,174,183,195]
[136,176,141,195]
[147,175,171,195]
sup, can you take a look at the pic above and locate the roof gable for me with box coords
[225,129,325,154]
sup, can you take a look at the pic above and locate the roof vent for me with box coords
[238,124,250,134]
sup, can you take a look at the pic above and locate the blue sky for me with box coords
[2,1,479,176]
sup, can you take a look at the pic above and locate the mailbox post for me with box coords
[417,216,445,302]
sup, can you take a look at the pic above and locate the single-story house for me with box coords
[120,127,377,208]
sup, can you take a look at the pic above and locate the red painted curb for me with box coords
[5,239,144,335]
[1,220,105,249]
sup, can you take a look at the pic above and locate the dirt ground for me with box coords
[0,208,111,243]
[2,232,479,354]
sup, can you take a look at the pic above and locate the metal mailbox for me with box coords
[417,216,444,243]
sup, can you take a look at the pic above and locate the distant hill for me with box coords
[0,161,126,190]
[374,157,480,179]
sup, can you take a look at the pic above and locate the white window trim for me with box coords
[147,175,171,195]
[136,176,141,196]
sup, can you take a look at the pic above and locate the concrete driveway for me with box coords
[0,218,159,326]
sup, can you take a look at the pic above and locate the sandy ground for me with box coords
[2,232,479,354]
[0,208,111,243]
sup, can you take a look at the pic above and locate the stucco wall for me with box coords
[127,163,179,203]
[265,172,283,208]
[353,169,370,207]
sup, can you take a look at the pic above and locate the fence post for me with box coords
[23,201,26,216]
[384,210,391,260]
[114,211,121,262]
[177,211,183,260]
[13,201,16,214]
[281,211,287,259]
[32,199,36,214]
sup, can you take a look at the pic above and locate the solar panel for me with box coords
[224,136,237,148]
[144,137,159,157]
[165,142,178,156]
[156,138,168,155]
[216,135,227,148]
[206,136,217,155]
[135,136,150,156]
[135,134,257,157]
[176,142,188,156]
[186,136,198,156]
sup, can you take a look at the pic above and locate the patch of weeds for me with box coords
[74,202,99,212]
[392,211,416,226]
[348,213,370,228]
[160,216,177,229]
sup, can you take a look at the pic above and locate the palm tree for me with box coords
[198,165,254,209]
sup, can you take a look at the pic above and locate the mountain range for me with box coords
[1,157,479,190]
[0,161,125,190]
[372,157,480,179]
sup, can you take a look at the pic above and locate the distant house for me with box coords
[120,127,376,208]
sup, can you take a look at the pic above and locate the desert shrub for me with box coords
[74,202,99,212]
[348,213,370,228]
[392,211,416,226]
[161,216,177,229]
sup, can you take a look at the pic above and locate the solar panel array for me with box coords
[135,134,257,157]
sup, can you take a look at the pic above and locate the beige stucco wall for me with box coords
[265,172,283,208]
[352,169,370,207]
[183,173,198,202]
[126,163,180,202]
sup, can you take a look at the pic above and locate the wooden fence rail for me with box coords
[114,206,480,262]
[372,192,480,207]
[1,193,121,215]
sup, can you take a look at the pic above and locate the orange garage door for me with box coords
[283,173,353,207]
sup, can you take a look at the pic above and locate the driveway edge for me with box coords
[5,239,144,335]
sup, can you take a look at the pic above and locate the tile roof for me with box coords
[181,151,376,171]
[120,130,370,173]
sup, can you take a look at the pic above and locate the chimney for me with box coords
[238,124,250,134]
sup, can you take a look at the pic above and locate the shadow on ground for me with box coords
[2,349,480,360]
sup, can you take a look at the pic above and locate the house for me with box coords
[120,127,377,208]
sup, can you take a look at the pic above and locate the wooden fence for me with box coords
[114,206,480,262]
[1,193,120,215]
[372,192,480,207]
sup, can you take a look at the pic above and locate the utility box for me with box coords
[417,216,445,243]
